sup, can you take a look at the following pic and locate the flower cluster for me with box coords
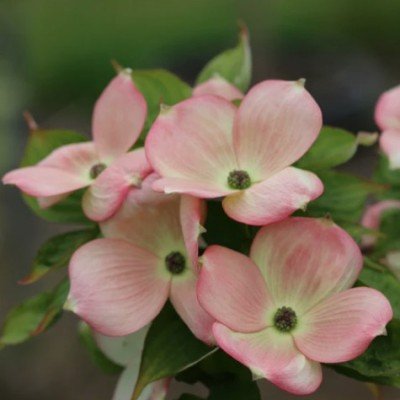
[2,68,395,398]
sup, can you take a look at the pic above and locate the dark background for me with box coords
[1,0,399,398]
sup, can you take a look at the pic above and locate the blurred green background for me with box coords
[1,0,400,399]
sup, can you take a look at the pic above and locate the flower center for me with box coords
[165,251,186,275]
[227,170,251,190]
[89,163,107,179]
[273,307,298,333]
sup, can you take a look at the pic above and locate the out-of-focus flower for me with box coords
[146,80,323,226]
[375,84,400,169]
[68,175,214,343]
[361,200,400,279]
[197,217,392,395]
[3,70,151,221]
[94,326,170,400]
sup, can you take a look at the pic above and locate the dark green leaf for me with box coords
[0,279,69,346]
[132,303,216,399]
[20,129,91,224]
[177,395,204,400]
[296,126,358,171]
[333,319,400,387]
[208,380,260,400]
[304,171,384,223]
[132,69,192,137]
[20,229,99,284]
[196,26,251,92]
[204,201,254,253]
[358,262,400,319]
[78,322,123,375]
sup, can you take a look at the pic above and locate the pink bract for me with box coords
[197,217,392,395]
[375,84,400,169]
[146,79,324,225]
[361,200,400,248]
[3,70,151,222]
[193,76,244,101]
[68,175,214,344]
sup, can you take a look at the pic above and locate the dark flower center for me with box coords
[273,307,298,332]
[89,163,107,179]
[165,251,186,274]
[227,170,251,190]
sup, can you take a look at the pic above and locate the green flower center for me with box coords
[227,170,251,190]
[273,306,298,332]
[165,251,186,275]
[89,163,107,179]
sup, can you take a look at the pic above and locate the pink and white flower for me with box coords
[375,84,400,169]
[3,70,151,221]
[197,217,392,395]
[94,326,170,400]
[68,175,214,343]
[146,79,324,226]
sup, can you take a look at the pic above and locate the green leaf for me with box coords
[0,279,69,346]
[333,319,400,387]
[358,262,400,319]
[196,26,251,92]
[374,154,400,188]
[296,126,358,171]
[78,322,123,375]
[204,201,254,253]
[20,228,99,284]
[20,129,91,224]
[132,69,192,137]
[132,303,217,399]
[177,395,204,400]
[304,171,384,223]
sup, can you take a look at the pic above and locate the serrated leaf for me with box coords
[0,279,69,346]
[296,126,358,171]
[20,228,99,284]
[132,303,216,399]
[333,319,400,387]
[305,171,384,223]
[78,322,123,375]
[132,69,192,137]
[20,129,91,224]
[196,26,251,92]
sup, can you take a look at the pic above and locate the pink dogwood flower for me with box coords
[197,217,393,395]
[3,69,151,221]
[146,79,324,226]
[361,200,400,248]
[375,84,400,169]
[68,174,214,343]
[193,76,244,101]
[94,326,170,400]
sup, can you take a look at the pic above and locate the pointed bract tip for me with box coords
[110,59,124,74]
[23,111,39,132]
[160,103,171,114]
[63,296,76,312]
[357,131,379,147]
[296,78,306,88]
[237,20,249,39]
